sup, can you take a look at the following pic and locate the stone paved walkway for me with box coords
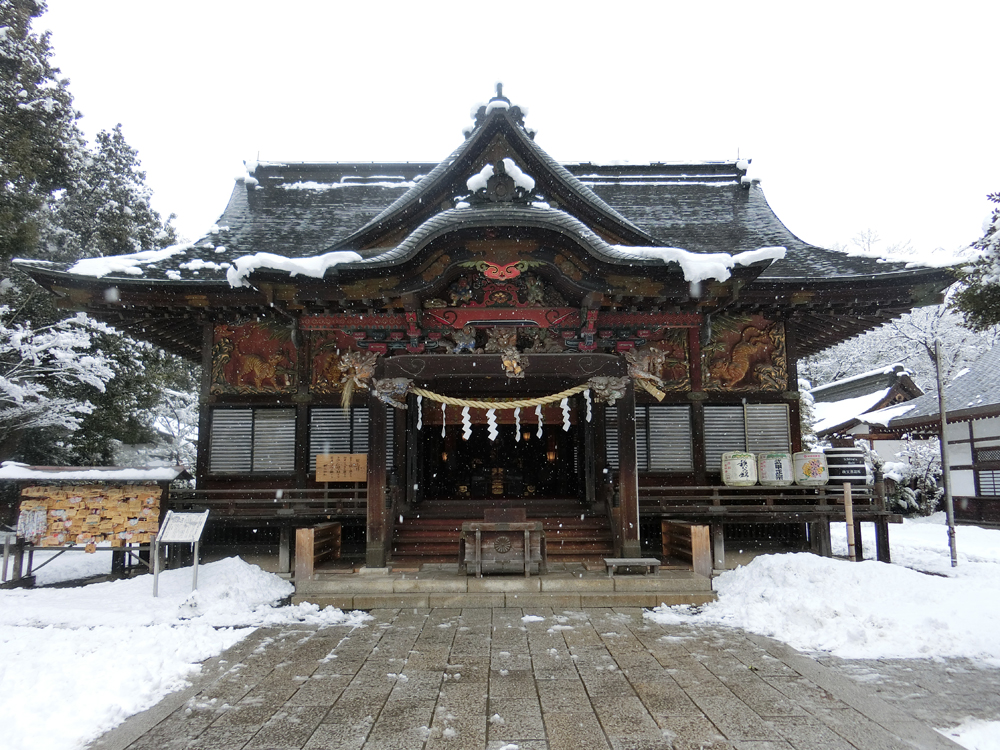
[90,608,982,750]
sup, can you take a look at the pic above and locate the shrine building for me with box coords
[16,88,953,570]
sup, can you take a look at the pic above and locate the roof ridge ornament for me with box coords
[464,83,536,139]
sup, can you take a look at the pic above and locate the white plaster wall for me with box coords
[949,442,973,466]
[951,468,976,496]
[973,417,1000,439]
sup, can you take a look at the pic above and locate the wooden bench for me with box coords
[604,557,661,577]
[295,522,341,580]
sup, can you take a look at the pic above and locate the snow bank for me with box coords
[939,719,1000,750]
[0,558,370,750]
[0,556,362,629]
[647,540,1000,661]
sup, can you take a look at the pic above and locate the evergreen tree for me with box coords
[40,124,177,261]
[0,0,84,261]
[952,192,1000,330]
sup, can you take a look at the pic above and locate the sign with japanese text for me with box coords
[316,454,367,482]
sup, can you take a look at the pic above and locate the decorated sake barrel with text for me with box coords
[721,452,758,486]
[793,451,829,486]
[757,452,794,486]
[824,447,871,485]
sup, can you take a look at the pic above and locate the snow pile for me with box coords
[0,558,370,750]
[227,249,362,287]
[616,245,786,283]
[647,518,1000,662]
[939,719,1000,750]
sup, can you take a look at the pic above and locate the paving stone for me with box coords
[98,610,977,750]
[544,710,612,750]
[690,695,785,742]
[245,705,328,749]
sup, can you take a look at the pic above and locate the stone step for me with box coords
[293,567,715,609]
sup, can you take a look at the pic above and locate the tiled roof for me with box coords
[11,101,938,290]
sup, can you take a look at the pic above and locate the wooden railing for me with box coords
[639,485,898,523]
[168,487,366,520]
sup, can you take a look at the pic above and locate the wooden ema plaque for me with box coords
[316,454,367,482]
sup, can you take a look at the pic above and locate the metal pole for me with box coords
[192,540,199,591]
[153,540,161,597]
[935,340,958,567]
[844,482,856,561]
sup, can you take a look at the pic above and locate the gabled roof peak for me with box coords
[465,83,536,140]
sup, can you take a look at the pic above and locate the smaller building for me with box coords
[811,364,923,462]
[865,348,1000,525]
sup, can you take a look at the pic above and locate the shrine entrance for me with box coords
[418,410,583,501]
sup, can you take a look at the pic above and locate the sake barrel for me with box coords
[793,451,829,486]
[824,447,871,485]
[757,452,794,486]
[721,452,757,486]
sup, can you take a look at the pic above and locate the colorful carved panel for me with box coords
[702,315,787,391]
[423,271,566,310]
[212,321,296,394]
[310,332,375,395]
[626,330,690,396]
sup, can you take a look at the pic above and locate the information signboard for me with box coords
[316,454,367,482]
[157,510,210,544]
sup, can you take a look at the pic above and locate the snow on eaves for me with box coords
[67,245,192,278]
[0,461,187,481]
[859,402,918,427]
[613,246,786,283]
[227,250,363,287]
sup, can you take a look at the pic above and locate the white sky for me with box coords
[41,1,998,257]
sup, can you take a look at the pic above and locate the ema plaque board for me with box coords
[316,454,367,482]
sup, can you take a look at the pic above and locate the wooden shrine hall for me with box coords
[17,86,953,571]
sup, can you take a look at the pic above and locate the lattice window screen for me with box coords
[605,407,619,469]
[648,406,693,471]
[209,408,294,474]
[703,406,746,471]
[251,409,296,472]
[209,409,253,474]
[978,470,1000,496]
[745,404,790,453]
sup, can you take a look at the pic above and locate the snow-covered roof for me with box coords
[810,363,922,435]
[813,388,892,434]
[881,346,1000,427]
[0,462,190,482]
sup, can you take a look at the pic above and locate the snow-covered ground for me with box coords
[2,516,998,750]
[648,513,1000,750]
[0,557,369,750]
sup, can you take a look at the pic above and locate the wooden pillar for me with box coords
[853,518,864,560]
[278,526,291,573]
[584,395,596,507]
[711,523,725,570]
[809,519,832,557]
[874,519,891,562]
[195,321,215,482]
[366,394,388,568]
[617,381,641,557]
